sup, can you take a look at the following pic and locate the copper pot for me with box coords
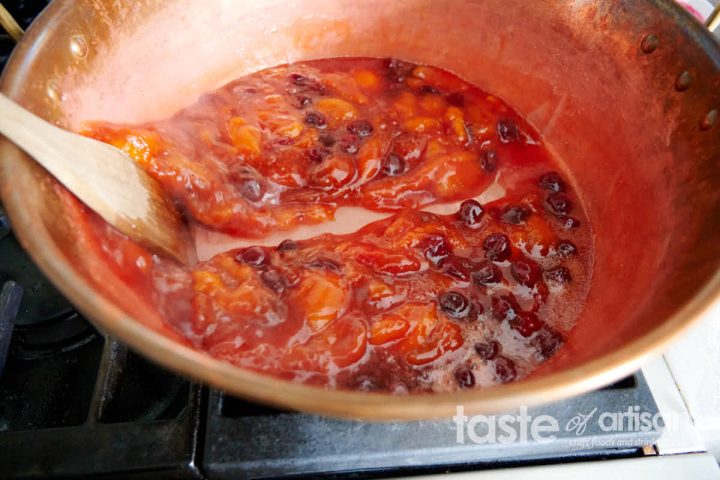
[1,0,719,420]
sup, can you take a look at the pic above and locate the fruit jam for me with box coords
[81,58,593,392]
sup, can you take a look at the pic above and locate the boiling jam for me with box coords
[80,58,592,392]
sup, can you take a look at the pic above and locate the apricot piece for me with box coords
[122,132,162,167]
[356,137,384,182]
[405,77,423,88]
[86,127,163,168]
[355,247,421,275]
[510,215,557,255]
[370,316,410,345]
[293,272,349,331]
[444,106,468,143]
[315,98,358,126]
[393,91,418,119]
[366,280,394,304]
[419,94,447,116]
[401,117,441,133]
[227,117,262,156]
[310,155,356,189]
[410,66,433,80]
[406,322,464,365]
[354,70,380,90]
[275,120,304,139]
[283,317,367,372]
[192,270,225,295]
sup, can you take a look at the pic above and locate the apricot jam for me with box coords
[82,58,592,392]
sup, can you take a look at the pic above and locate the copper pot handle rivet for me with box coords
[640,34,659,53]
[700,109,718,131]
[674,70,692,91]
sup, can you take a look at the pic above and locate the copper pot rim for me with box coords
[1,0,720,420]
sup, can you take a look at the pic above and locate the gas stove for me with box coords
[0,2,718,479]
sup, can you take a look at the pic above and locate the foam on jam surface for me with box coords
[81,58,593,392]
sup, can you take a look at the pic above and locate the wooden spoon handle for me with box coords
[0,93,129,217]
[0,93,197,265]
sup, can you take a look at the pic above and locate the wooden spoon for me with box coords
[0,93,197,264]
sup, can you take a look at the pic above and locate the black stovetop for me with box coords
[0,4,662,479]
[0,1,51,63]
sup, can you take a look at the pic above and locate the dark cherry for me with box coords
[438,291,471,319]
[318,134,336,147]
[544,266,572,285]
[510,311,544,337]
[475,340,500,360]
[261,269,292,294]
[386,58,414,82]
[442,255,475,282]
[289,73,308,85]
[545,192,573,217]
[308,257,342,272]
[494,356,518,383]
[277,239,298,251]
[458,199,484,227]
[238,177,265,202]
[421,84,441,95]
[454,365,476,388]
[347,119,374,137]
[236,246,269,267]
[511,259,541,287]
[500,205,531,225]
[304,111,327,128]
[335,134,361,155]
[538,172,566,192]
[483,233,512,262]
[337,135,361,155]
[556,240,577,258]
[480,149,497,172]
[560,216,582,229]
[472,261,502,285]
[307,146,332,163]
[446,92,465,107]
[497,118,520,143]
[492,295,519,321]
[532,327,564,359]
[293,94,312,109]
[382,153,406,176]
[421,234,453,265]
[288,74,326,94]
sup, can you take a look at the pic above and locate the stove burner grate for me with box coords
[10,311,99,360]
[0,280,22,376]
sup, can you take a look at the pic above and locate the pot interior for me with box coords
[1,0,719,415]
